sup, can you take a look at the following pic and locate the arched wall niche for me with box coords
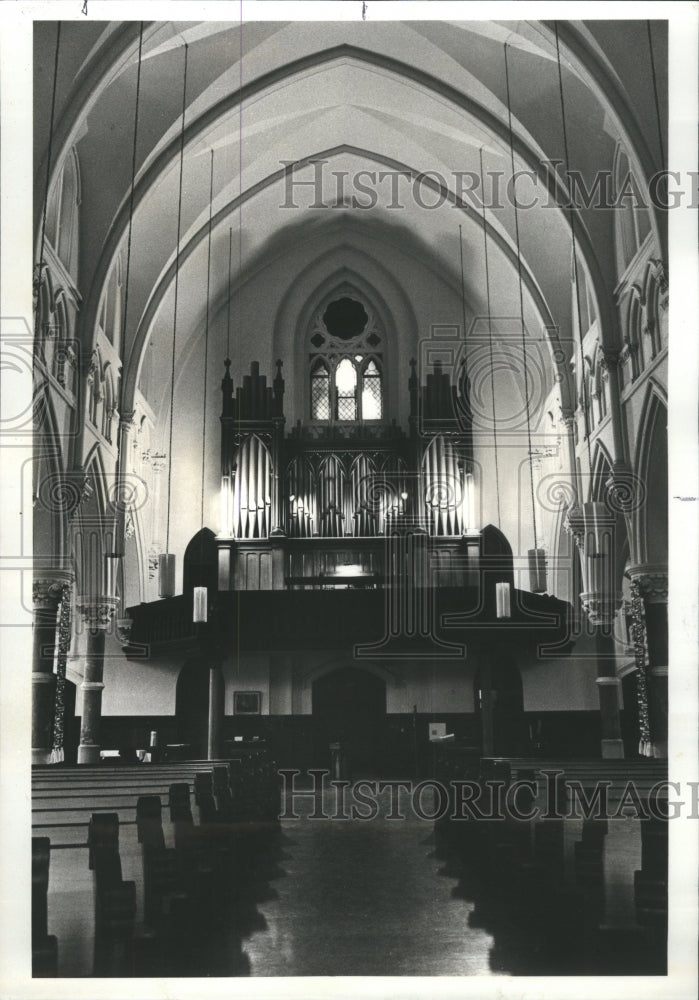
[72,449,110,601]
[33,389,67,565]
[632,386,668,567]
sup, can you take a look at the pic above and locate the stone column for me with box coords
[600,349,627,476]
[581,592,625,759]
[478,658,495,758]
[207,666,225,761]
[560,410,581,503]
[76,599,118,764]
[32,578,64,765]
[628,564,668,758]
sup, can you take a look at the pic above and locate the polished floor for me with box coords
[39,775,664,977]
[246,789,496,976]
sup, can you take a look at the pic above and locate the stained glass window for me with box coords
[311,362,330,420]
[335,358,357,421]
[310,350,383,423]
[361,360,382,420]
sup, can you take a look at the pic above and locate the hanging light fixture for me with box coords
[528,548,547,594]
[158,41,189,598]
[495,581,511,620]
[220,472,233,538]
[504,42,546,596]
[193,586,208,624]
[462,472,475,534]
[104,552,122,602]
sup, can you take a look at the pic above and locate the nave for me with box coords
[33,758,667,978]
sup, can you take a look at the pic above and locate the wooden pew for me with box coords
[32,837,58,977]
[88,813,137,976]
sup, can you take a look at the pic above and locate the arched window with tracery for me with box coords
[308,295,384,424]
[310,360,331,420]
[45,148,80,281]
[99,255,123,349]
[572,251,597,339]
[614,146,652,278]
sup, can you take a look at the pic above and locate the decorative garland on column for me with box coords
[49,582,72,763]
[629,577,653,756]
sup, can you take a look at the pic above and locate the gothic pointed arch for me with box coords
[633,384,668,566]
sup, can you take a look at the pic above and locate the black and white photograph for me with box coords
[0,2,697,997]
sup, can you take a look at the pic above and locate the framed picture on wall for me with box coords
[234,690,261,715]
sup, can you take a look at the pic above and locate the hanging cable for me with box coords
[120,23,144,379]
[238,7,244,432]
[226,227,233,362]
[36,22,61,299]
[191,149,216,626]
[458,224,475,533]
[554,23,593,477]
[108,22,144,573]
[236,2,244,672]
[165,42,189,555]
[646,21,666,170]
[478,147,501,529]
[458,224,468,344]
[504,42,538,552]
[201,150,215,531]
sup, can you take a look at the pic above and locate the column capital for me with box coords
[580,590,623,627]
[626,564,668,603]
[600,346,621,371]
[76,597,119,629]
[650,257,669,297]
[563,504,585,547]
[119,409,136,428]
[33,575,70,609]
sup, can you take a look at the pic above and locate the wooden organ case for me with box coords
[216,356,479,592]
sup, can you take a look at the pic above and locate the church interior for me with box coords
[27,14,679,983]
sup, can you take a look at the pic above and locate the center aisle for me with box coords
[245,787,496,977]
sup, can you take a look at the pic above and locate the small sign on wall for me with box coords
[428,722,446,742]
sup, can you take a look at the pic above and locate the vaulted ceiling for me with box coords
[34,18,666,416]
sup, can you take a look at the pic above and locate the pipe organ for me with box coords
[218,356,476,589]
